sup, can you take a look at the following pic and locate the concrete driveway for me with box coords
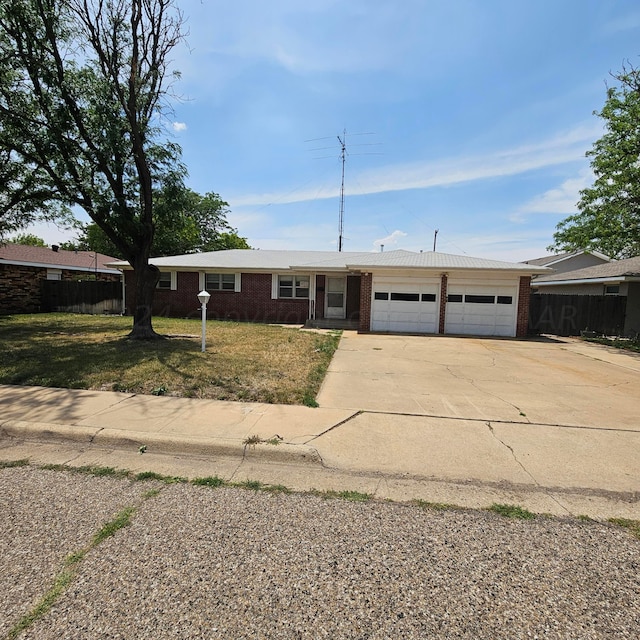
[313,333,640,508]
[317,333,640,431]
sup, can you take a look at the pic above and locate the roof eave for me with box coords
[535,275,640,286]
[1,259,120,274]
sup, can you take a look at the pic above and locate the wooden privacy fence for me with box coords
[41,280,122,315]
[529,293,627,336]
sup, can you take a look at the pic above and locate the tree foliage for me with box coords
[550,65,640,259]
[0,0,186,338]
[7,233,47,247]
[63,188,250,258]
[151,188,250,255]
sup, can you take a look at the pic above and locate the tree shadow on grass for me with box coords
[0,332,204,395]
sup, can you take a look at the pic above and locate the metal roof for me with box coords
[109,248,549,274]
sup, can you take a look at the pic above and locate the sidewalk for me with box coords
[1,383,638,520]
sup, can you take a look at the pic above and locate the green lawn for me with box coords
[0,314,340,405]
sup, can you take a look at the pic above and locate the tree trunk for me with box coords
[128,261,163,339]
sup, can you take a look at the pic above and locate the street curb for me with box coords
[0,420,323,466]
[1,420,99,444]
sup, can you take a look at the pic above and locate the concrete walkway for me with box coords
[1,334,639,519]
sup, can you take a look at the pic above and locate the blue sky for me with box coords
[29,0,640,261]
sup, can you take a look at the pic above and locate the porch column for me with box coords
[358,272,372,333]
[438,273,448,334]
[309,272,316,320]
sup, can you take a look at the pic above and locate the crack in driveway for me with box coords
[444,364,532,423]
[485,421,570,515]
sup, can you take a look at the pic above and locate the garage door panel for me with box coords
[445,281,518,337]
[371,276,439,333]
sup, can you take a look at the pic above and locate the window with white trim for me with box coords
[278,275,309,299]
[604,284,620,295]
[206,273,235,291]
[157,271,176,290]
[46,268,62,281]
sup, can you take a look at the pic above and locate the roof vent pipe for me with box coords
[380,244,384,252]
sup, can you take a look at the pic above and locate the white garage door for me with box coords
[371,276,439,333]
[445,281,518,337]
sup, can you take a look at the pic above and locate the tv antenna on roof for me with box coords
[337,130,347,252]
[305,129,382,252]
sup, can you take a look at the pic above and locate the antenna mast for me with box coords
[337,130,346,252]
[305,129,381,253]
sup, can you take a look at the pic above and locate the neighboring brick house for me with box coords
[0,244,121,315]
[112,249,548,338]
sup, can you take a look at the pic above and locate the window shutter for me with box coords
[235,273,242,293]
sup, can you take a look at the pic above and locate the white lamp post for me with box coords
[197,290,211,352]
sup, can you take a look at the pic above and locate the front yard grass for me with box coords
[584,336,640,354]
[0,313,340,405]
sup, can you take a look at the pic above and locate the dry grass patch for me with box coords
[0,313,340,405]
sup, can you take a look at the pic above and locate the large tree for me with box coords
[0,0,185,338]
[63,189,250,258]
[550,65,640,259]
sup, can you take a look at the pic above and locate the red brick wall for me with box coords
[125,271,310,323]
[0,264,44,314]
[438,273,448,334]
[358,273,372,332]
[516,275,531,337]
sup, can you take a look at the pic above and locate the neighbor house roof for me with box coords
[109,249,549,274]
[535,256,640,286]
[522,250,610,267]
[0,243,120,275]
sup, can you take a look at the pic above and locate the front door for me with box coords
[325,276,346,319]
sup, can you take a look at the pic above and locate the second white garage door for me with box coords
[445,280,518,337]
[371,276,440,333]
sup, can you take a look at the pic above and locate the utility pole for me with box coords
[337,130,346,252]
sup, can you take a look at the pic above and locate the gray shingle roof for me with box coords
[109,249,549,274]
[535,256,640,283]
[522,250,611,267]
[523,253,573,266]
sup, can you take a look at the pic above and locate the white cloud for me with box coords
[180,1,432,77]
[230,123,602,207]
[373,230,407,251]
[511,169,593,222]
[172,122,187,132]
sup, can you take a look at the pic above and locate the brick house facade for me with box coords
[115,249,547,337]
[0,244,120,315]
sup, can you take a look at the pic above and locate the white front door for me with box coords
[325,276,346,319]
